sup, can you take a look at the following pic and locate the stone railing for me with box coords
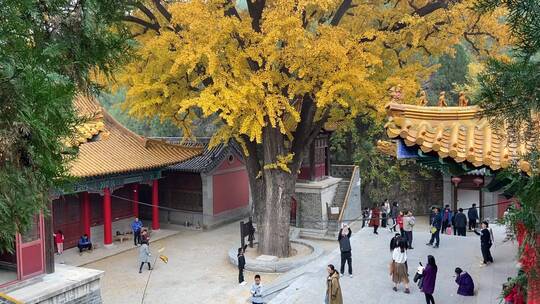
[338,166,362,224]
[330,164,355,178]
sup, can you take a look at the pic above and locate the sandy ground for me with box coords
[85,220,337,304]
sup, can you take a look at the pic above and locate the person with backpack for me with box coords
[338,224,353,277]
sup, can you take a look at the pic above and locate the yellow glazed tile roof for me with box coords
[384,103,532,173]
[68,95,202,178]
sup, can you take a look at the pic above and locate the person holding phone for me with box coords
[251,274,264,304]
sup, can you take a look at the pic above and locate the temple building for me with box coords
[379,101,532,219]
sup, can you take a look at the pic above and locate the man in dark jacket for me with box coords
[238,246,247,285]
[468,203,479,231]
[338,224,353,277]
[454,208,468,236]
[427,207,442,248]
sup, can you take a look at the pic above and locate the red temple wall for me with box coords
[212,156,249,215]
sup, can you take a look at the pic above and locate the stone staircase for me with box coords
[327,179,350,233]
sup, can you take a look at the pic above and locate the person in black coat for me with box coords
[390,233,402,251]
[476,221,494,266]
[238,246,247,285]
[338,224,353,277]
[427,207,442,248]
[454,208,468,236]
[468,204,479,231]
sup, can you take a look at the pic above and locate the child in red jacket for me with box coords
[54,230,64,255]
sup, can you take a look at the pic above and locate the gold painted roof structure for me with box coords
[68,95,202,178]
[384,102,532,173]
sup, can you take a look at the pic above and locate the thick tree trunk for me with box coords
[257,170,295,257]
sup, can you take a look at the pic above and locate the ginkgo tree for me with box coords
[116,0,508,257]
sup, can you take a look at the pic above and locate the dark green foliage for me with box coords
[330,115,435,204]
[426,44,471,104]
[0,0,132,252]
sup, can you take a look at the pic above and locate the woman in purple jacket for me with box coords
[421,255,438,304]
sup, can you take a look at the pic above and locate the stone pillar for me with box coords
[201,173,214,228]
[152,180,160,230]
[132,184,139,218]
[103,188,112,246]
[442,174,452,209]
[82,192,91,237]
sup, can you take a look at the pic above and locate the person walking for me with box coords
[238,246,247,286]
[454,267,475,296]
[421,255,438,304]
[361,207,370,228]
[138,240,152,273]
[397,211,405,236]
[476,221,494,266]
[468,203,479,231]
[403,211,415,249]
[131,217,143,246]
[251,274,264,304]
[369,205,380,234]
[427,207,442,248]
[325,264,343,304]
[441,205,453,234]
[390,202,399,232]
[338,224,353,278]
[54,230,64,255]
[391,240,410,293]
[381,202,388,229]
[454,208,468,236]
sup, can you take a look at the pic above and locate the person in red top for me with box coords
[54,230,64,255]
[397,211,405,237]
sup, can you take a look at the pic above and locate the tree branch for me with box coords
[330,0,355,26]
[123,15,160,33]
[152,0,172,22]
[246,0,266,32]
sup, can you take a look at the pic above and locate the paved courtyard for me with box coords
[84,220,336,304]
[80,219,517,304]
[270,224,518,304]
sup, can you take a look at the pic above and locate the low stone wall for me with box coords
[228,239,324,273]
[5,264,103,304]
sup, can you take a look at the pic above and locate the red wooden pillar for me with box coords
[82,192,91,237]
[132,184,139,218]
[103,187,112,246]
[152,180,160,230]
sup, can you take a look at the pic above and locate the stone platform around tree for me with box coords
[267,224,518,304]
[228,239,324,273]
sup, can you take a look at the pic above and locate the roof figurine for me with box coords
[417,90,428,106]
[438,91,447,107]
[458,91,469,107]
[389,85,404,104]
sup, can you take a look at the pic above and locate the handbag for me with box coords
[446,227,452,235]
[430,227,437,234]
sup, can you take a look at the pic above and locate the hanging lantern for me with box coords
[473,177,484,187]
[451,176,462,186]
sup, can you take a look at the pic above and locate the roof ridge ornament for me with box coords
[438,91,447,107]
